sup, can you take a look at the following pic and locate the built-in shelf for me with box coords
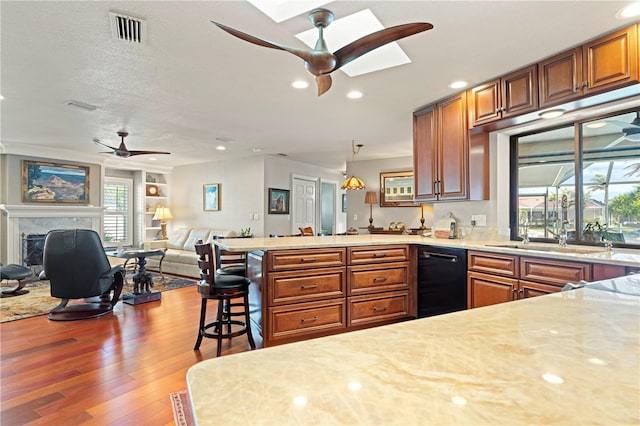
[143,172,170,241]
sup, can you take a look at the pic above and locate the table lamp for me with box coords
[364,191,378,230]
[152,206,174,240]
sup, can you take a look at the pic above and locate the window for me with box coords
[103,177,133,246]
[512,108,640,247]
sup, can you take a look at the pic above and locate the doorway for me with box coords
[320,180,337,235]
[292,175,318,235]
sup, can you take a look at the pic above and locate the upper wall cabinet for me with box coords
[539,25,639,108]
[468,65,538,127]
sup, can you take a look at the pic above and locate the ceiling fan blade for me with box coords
[603,135,626,150]
[316,74,332,96]
[93,138,119,151]
[333,22,433,70]
[211,21,312,63]
[127,150,171,156]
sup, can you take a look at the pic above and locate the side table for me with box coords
[115,249,166,305]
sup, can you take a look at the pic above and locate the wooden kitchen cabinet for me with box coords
[414,92,473,201]
[468,65,538,127]
[347,245,412,328]
[468,250,594,308]
[539,24,639,108]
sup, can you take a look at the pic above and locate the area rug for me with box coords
[0,275,196,323]
[170,390,195,426]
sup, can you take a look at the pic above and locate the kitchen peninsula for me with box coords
[187,273,639,425]
[214,235,640,347]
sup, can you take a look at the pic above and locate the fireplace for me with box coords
[22,233,46,267]
[0,204,104,265]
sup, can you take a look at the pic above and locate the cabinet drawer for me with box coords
[348,245,409,265]
[468,251,518,277]
[268,267,345,305]
[520,257,591,287]
[268,248,345,271]
[268,300,346,341]
[348,291,409,327]
[348,263,409,296]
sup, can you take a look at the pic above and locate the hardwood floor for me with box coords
[0,286,257,425]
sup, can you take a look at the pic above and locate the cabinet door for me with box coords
[501,65,538,118]
[539,47,583,108]
[413,106,437,201]
[520,257,591,286]
[468,79,501,127]
[348,291,409,327]
[584,25,639,94]
[437,92,468,200]
[467,271,516,308]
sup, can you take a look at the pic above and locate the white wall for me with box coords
[170,156,265,235]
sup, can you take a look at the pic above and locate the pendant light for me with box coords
[341,140,365,190]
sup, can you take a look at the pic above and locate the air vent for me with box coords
[109,12,146,44]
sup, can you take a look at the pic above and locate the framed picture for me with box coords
[380,171,415,207]
[203,183,220,211]
[22,160,89,204]
[342,193,347,212]
[268,188,290,214]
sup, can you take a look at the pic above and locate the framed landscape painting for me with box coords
[203,183,220,211]
[22,160,89,204]
[268,188,290,214]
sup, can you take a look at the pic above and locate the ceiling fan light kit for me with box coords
[211,8,432,96]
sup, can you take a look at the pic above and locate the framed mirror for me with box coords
[380,171,415,207]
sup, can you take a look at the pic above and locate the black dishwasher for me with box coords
[417,246,467,318]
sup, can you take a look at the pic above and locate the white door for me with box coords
[292,176,317,234]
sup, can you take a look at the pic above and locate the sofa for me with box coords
[144,227,237,279]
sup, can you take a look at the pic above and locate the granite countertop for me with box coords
[187,274,640,425]
[214,234,640,267]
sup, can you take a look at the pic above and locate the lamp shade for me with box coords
[364,191,378,205]
[152,207,174,221]
[341,176,365,190]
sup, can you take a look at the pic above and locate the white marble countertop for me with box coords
[187,274,640,425]
[214,234,640,267]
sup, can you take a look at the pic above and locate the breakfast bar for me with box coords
[187,273,639,425]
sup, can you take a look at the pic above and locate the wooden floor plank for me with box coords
[0,285,255,425]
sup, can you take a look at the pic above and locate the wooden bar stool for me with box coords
[194,242,256,357]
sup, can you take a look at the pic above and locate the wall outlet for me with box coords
[471,214,486,227]
[354,214,358,221]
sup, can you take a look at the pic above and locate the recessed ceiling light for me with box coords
[296,9,412,77]
[586,122,607,129]
[216,145,226,151]
[148,157,157,161]
[292,80,309,89]
[617,2,640,18]
[347,91,363,99]
[539,109,565,119]
[0,94,4,100]
[449,81,468,89]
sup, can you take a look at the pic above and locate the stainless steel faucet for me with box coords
[520,221,530,244]
[559,194,569,248]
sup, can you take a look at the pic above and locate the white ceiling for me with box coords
[1,1,637,173]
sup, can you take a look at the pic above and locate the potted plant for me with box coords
[239,227,253,238]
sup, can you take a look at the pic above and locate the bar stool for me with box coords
[213,239,247,277]
[0,264,34,297]
[193,242,256,357]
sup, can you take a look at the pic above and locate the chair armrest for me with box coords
[102,265,124,279]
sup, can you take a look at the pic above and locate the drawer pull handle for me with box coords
[300,283,319,289]
[373,306,388,312]
[300,316,318,323]
[300,257,318,263]
[373,276,388,283]
[372,253,387,258]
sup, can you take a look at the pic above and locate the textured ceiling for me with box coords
[1,1,637,172]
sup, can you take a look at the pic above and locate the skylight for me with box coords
[295,9,412,77]
[247,0,331,23]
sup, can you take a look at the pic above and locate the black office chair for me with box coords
[194,242,255,357]
[43,229,124,321]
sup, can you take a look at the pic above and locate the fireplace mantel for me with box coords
[0,204,104,217]
[1,204,104,264]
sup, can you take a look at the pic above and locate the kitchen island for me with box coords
[187,273,639,425]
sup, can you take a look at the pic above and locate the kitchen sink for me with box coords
[485,244,607,255]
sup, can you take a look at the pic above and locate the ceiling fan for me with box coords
[211,8,433,96]
[93,131,171,158]
[602,111,640,149]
